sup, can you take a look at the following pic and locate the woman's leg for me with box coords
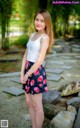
[31,93,44,128]
[25,92,36,128]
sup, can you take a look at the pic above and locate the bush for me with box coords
[12,34,29,47]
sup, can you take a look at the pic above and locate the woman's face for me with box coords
[34,13,46,32]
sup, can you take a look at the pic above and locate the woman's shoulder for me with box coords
[41,33,49,40]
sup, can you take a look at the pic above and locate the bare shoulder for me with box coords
[41,34,49,44]
[42,34,49,40]
[41,34,49,49]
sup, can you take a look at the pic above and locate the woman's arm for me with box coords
[24,35,49,80]
[20,49,27,84]
[21,49,27,75]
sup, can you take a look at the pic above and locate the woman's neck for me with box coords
[36,30,46,34]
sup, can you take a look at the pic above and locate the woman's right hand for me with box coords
[20,74,26,84]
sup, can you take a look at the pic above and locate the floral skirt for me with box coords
[22,60,48,94]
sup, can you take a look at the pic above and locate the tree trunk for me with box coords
[39,0,48,9]
[1,15,9,50]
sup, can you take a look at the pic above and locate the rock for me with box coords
[0,72,20,78]
[50,111,75,128]
[42,90,61,104]
[65,60,77,63]
[11,77,21,84]
[22,114,30,121]
[42,60,46,67]
[72,44,80,48]
[67,105,77,115]
[78,92,80,97]
[43,103,66,120]
[73,107,80,128]
[3,87,24,96]
[75,56,80,59]
[49,60,64,65]
[53,46,63,53]
[62,65,72,70]
[59,98,68,106]
[67,97,80,107]
[45,68,63,74]
[72,48,80,52]
[61,81,80,96]
[71,45,80,53]
[47,74,62,82]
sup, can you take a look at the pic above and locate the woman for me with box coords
[20,9,53,128]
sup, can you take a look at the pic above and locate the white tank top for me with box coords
[26,33,45,62]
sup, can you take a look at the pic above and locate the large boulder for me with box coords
[73,107,80,128]
[67,97,80,107]
[42,90,61,104]
[43,103,66,120]
[50,111,75,128]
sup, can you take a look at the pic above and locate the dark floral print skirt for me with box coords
[22,60,48,94]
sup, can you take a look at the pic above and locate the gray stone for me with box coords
[72,48,80,52]
[74,107,80,128]
[67,97,80,107]
[72,44,80,48]
[47,74,61,81]
[62,66,72,70]
[64,60,76,63]
[46,53,57,58]
[67,105,77,115]
[61,56,71,59]
[42,60,46,67]
[0,72,20,78]
[78,92,80,97]
[53,47,63,52]
[42,90,61,104]
[75,56,80,59]
[22,114,30,121]
[46,69,63,74]
[3,87,24,96]
[50,61,64,65]
[11,77,21,84]
[50,111,75,128]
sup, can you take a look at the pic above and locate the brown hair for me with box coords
[34,9,54,53]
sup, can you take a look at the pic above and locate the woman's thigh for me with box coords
[25,92,33,107]
[31,93,43,109]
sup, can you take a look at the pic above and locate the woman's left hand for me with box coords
[24,74,28,82]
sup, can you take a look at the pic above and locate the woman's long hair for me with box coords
[34,9,54,53]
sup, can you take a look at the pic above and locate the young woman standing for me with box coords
[20,9,53,128]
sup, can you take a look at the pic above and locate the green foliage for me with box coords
[11,34,29,47]
[47,0,80,37]
[0,0,13,49]
[19,0,38,34]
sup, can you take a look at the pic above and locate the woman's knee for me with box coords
[25,93,33,108]
[33,102,43,112]
[26,99,33,108]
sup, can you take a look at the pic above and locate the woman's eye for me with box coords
[35,18,44,22]
[40,20,44,22]
[35,18,39,21]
